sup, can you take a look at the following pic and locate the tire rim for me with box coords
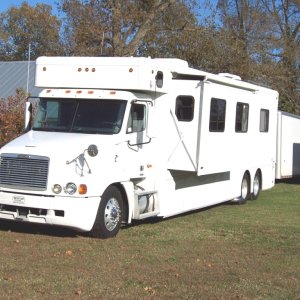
[104,197,121,231]
[241,177,248,199]
[253,175,260,196]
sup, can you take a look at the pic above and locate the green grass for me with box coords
[0,181,299,299]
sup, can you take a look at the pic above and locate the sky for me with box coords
[0,0,59,15]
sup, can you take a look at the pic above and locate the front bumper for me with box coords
[0,191,100,232]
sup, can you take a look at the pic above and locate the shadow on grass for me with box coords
[0,219,78,238]
[125,201,228,230]
[0,199,242,238]
[275,177,300,185]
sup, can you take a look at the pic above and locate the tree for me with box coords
[0,89,28,146]
[0,1,63,60]
[137,1,195,55]
[60,0,201,56]
[260,0,300,113]
[216,0,272,79]
[216,0,300,113]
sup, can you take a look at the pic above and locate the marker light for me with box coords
[79,184,87,195]
[65,183,77,195]
[52,184,62,194]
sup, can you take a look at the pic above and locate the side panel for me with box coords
[36,57,156,91]
[198,83,277,180]
[276,111,300,178]
[156,80,278,217]
[197,81,278,191]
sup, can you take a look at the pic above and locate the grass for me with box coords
[0,180,299,299]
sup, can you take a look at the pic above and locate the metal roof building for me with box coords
[0,61,42,99]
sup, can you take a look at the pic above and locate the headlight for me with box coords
[52,184,62,194]
[65,182,77,195]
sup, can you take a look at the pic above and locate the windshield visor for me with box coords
[33,98,127,134]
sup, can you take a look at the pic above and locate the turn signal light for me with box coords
[79,184,87,195]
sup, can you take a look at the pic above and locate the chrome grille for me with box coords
[0,154,49,191]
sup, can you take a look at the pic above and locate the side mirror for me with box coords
[24,101,32,132]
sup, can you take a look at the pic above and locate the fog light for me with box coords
[79,184,87,195]
[52,184,62,194]
[65,182,77,195]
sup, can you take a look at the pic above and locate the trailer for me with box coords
[276,111,300,179]
[0,56,279,238]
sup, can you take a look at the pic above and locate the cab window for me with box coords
[127,103,146,133]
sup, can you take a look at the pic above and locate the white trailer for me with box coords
[0,57,279,238]
[276,111,300,179]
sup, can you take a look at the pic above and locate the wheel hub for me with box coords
[104,198,121,231]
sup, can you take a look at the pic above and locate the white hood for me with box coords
[0,130,119,158]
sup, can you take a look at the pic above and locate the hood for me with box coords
[0,130,119,158]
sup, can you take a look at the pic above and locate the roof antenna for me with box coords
[26,43,31,95]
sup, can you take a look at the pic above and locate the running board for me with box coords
[137,211,160,219]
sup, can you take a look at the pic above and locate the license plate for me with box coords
[12,195,25,205]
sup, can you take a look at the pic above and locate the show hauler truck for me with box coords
[0,56,297,238]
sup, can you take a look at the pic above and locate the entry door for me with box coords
[167,82,201,172]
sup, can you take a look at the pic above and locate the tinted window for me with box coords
[260,109,269,132]
[127,104,146,133]
[175,96,194,122]
[209,98,226,132]
[33,99,126,134]
[235,102,249,132]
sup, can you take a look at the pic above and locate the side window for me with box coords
[235,102,249,132]
[260,109,269,132]
[156,71,163,88]
[175,96,194,122]
[209,98,226,132]
[127,103,146,133]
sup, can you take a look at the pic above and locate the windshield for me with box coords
[33,98,127,134]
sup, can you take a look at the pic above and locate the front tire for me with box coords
[90,186,123,238]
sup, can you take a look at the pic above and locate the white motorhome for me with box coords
[0,57,279,238]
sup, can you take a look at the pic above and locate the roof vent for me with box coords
[218,73,241,80]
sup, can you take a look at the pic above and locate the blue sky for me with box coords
[0,0,59,14]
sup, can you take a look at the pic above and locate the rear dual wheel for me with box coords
[236,171,261,204]
[252,171,261,200]
[239,172,250,204]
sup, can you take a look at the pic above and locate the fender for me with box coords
[120,181,135,224]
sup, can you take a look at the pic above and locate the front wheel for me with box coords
[90,186,123,238]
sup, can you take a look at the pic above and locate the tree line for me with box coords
[0,0,299,144]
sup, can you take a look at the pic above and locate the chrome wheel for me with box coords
[104,197,121,231]
[252,171,261,200]
[90,186,124,238]
[232,172,250,204]
[241,176,249,200]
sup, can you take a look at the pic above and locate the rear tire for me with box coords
[90,186,123,238]
[233,172,250,204]
[252,170,261,200]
